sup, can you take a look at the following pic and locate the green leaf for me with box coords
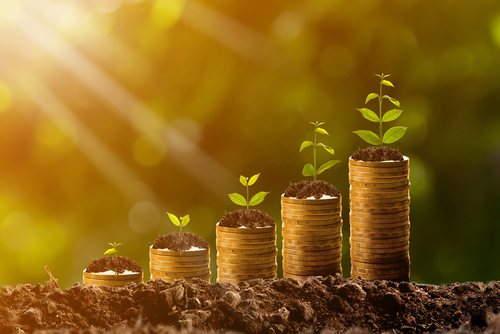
[302,163,315,177]
[383,95,400,107]
[167,212,181,226]
[300,141,313,152]
[181,215,190,226]
[108,242,115,247]
[315,127,329,135]
[228,193,247,207]
[383,126,407,144]
[249,191,269,206]
[357,108,380,122]
[248,173,260,186]
[239,175,248,186]
[382,109,403,122]
[317,160,340,175]
[365,93,379,104]
[382,80,394,87]
[104,248,116,255]
[318,143,334,155]
[353,130,381,145]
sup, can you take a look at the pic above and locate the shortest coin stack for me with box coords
[349,157,410,282]
[216,224,277,284]
[281,195,343,278]
[149,247,211,282]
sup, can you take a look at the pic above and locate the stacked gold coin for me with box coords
[349,157,410,281]
[149,247,211,282]
[281,195,343,278]
[83,270,143,287]
[216,224,277,283]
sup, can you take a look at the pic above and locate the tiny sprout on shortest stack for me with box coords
[167,212,190,233]
[300,121,340,180]
[104,242,122,256]
[166,212,190,254]
[228,173,269,210]
[353,73,407,146]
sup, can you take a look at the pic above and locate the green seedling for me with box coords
[300,121,340,180]
[104,241,122,256]
[167,212,190,233]
[228,174,269,210]
[353,73,407,146]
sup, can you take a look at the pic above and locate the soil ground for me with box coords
[85,256,143,274]
[2,275,500,334]
[283,180,341,199]
[219,209,275,228]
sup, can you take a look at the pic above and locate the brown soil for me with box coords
[152,232,209,252]
[351,146,404,162]
[219,209,275,228]
[2,275,500,334]
[85,256,143,274]
[283,180,341,199]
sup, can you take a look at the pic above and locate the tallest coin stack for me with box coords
[349,156,410,281]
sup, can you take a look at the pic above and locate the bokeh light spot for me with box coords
[133,134,167,167]
[151,0,186,29]
[490,13,500,48]
[18,219,66,276]
[165,118,201,153]
[0,82,12,114]
[272,10,304,41]
[129,201,160,234]
[115,53,152,88]
[409,156,434,200]
[36,118,77,153]
[319,45,355,77]
[0,212,33,251]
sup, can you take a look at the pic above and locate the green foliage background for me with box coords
[0,0,499,288]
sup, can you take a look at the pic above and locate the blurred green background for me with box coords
[0,0,499,288]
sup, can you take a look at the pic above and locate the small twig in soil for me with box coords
[44,265,60,289]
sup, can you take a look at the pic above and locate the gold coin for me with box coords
[350,189,409,199]
[216,224,275,234]
[281,195,340,205]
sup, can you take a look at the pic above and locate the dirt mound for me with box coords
[283,180,340,199]
[2,275,500,334]
[152,232,209,252]
[351,146,403,162]
[85,256,143,274]
[219,209,275,228]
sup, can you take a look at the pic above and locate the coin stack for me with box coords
[281,195,343,278]
[349,157,410,281]
[216,223,277,283]
[149,247,211,282]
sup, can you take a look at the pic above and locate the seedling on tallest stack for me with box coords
[353,73,407,146]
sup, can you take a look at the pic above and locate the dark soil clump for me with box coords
[152,232,209,251]
[351,146,404,162]
[219,209,275,228]
[85,256,142,274]
[284,180,340,199]
[2,276,500,334]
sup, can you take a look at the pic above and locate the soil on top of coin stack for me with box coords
[152,232,209,251]
[219,209,275,228]
[284,180,341,199]
[85,256,142,274]
[351,146,403,162]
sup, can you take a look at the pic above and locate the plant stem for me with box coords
[246,183,249,210]
[379,78,383,146]
[313,125,317,180]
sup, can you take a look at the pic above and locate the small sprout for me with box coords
[228,173,269,210]
[104,242,122,256]
[353,73,407,146]
[167,212,190,233]
[166,212,190,254]
[300,121,340,180]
